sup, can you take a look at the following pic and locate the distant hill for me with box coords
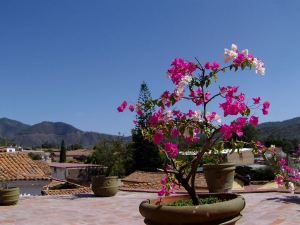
[0,117,299,149]
[0,118,129,148]
[258,117,300,141]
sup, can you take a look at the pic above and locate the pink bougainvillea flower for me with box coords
[128,105,135,112]
[153,131,164,145]
[211,61,220,71]
[161,175,168,185]
[117,101,128,112]
[230,123,244,137]
[185,136,199,145]
[171,128,180,138]
[204,61,219,71]
[256,141,266,153]
[236,117,247,127]
[275,175,284,186]
[252,97,261,104]
[234,53,246,65]
[279,158,287,167]
[206,112,217,122]
[249,116,259,126]
[220,124,232,140]
[204,62,211,70]
[149,109,164,126]
[237,93,245,102]
[158,187,167,196]
[165,143,179,158]
[262,101,270,115]
[135,104,143,116]
[167,58,196,85]
[194,128,201,134]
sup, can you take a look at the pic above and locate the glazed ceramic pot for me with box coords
[203,163,236,193]
[0,187,20,206]
[139,193,245,225]
[91,175,119,197]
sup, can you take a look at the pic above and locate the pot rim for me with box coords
[141,193,244,209]
[203,162,236,168]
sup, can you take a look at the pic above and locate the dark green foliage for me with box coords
[264,136,299,154]
[86,139,127,177]
[131,82,163,171]
[241,124,260,144]
[67,144,83,150]
[28,152,42,160]
[167,196,224,206]
[59,140,66,163]
[132,129,163,171]
[251,167,275,181]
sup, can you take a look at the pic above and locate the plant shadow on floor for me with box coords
[66,193,97,200]
[264,195,300,204]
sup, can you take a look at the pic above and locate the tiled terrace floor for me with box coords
[0,191,299,225]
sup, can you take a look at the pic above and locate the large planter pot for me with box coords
[91,176,119,197]
[0,187,20,206]
[139,193,245,225]
[203,163,235,193]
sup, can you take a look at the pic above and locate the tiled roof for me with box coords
[42,179,92,196]
[48,162,104,168]
[34,160,52,176]
[0,153,50,181]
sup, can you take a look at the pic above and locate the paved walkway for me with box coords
[0,191,299,225]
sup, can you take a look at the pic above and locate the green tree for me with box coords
[87,138,126,177]
[131,82,163,171]
[59,140,66,163]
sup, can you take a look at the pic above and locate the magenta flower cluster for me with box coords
[118,43,298,196]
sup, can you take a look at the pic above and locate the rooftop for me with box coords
[0,191,298,224]
[0,153,49,181]
[48,162,103,168]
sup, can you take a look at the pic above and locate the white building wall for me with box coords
[50,167,67,180]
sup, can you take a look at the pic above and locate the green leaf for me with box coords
[241,61,247,70]
[206,79,211,88]
[242,108,251,116]
[221,68,226,73]
[170,96,176,105]
[234,65,238,71]
[213,73,218,81]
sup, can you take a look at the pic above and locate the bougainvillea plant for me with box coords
[119,44,300,205]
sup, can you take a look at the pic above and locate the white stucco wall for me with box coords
[50,167,67,180]
[7,180,50,196]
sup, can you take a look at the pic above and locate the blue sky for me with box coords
[0,0,299,136]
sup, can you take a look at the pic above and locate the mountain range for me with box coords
[0,117,299,149]
[257,117,300,141]
[0,118,128,148]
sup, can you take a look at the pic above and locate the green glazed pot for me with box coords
[139,193,245,225]
[0,187,20,206]
[91,175,119,197]
[203,163,236,193]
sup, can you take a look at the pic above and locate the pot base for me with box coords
[144,214,242,225]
